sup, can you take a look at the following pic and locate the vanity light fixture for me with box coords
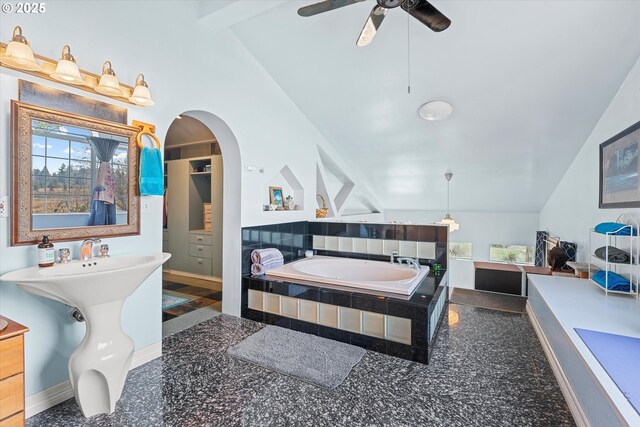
[95,61,124,96]
[129,74,155,106]
[50,45,85,85]
[438,172,459,232]
[0,26,41,71]
[0,25,153,106]
[418,100,453,121]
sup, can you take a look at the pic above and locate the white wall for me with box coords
[539,56,640,261]
[0,1,379,399]
[385,210,540,289]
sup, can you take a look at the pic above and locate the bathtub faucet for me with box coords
[398,257,421,270]
[390,250,398,265]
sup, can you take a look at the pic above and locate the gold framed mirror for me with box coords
[11,100,140,245]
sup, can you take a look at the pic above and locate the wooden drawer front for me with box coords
[189,244,212,259]
[0,336,23,380]
[0,373,24,420]
[0,411,24,427]
[189,233,212,246]
[187,257,212,276]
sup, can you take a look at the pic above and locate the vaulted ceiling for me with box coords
[210,0,640,212]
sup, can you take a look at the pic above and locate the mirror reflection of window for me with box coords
[30,119,129,229]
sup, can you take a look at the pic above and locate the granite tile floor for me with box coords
[28,304,575,427]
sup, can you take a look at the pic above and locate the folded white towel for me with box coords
[251,248,284,265]
[251,259,284,276]
[251,263,265,275]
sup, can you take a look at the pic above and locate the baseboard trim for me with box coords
[25,341,162,419]
[165,269,222,283]
[526,301,589,427]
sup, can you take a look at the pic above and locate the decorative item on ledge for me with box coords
[264,187,299,211]
[316,194,329,218]
[0,25,154,106]
[269,186,284,209]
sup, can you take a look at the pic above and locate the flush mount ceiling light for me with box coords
[95,61,124,96]
[438,172,459,232]
[0,26,41,71]
[418,100,453,121]
[50,45,85,85]
[129,74,155,106]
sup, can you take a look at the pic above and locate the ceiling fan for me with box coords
[298,0,451,46]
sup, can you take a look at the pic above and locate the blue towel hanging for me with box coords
[139,146,164,196]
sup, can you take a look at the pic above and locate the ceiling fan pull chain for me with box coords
[407,11,411,94]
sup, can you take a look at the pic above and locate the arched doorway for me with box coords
[162,110,242,318]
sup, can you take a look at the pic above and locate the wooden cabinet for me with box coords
[0,316,28,427]
[474,262,523,295]
[166,156,223,279]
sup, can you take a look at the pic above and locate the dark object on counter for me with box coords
[37,235,54,267]
[547,243,568,272]
[594,246,632,264]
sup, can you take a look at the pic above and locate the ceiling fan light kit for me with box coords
[298,0,451,46]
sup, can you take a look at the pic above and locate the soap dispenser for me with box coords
[37,235,55,267]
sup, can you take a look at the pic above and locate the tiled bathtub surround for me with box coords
[313,236,436,259]
[242,221,308,275]
[240,220,450,363]
[309,221,448,269]
[242,271,448,363]
[241,221,448,276]
[248,289,413,344]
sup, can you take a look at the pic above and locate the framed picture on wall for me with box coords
[269,186,284,208]
[599,120,640,209]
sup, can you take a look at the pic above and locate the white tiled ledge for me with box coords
[429,287,447,341]
[248,290,412,345]
[312,235,436,259]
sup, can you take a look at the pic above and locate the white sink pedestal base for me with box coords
[69,299,134,417]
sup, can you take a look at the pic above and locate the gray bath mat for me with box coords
[228,325,365,389]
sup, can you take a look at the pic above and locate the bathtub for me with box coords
[265,256,430,295]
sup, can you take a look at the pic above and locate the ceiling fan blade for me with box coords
[404,0,451,32]
[298,0,367,17]
[356,5,388,47]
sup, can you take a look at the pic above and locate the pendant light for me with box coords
[129,74,155,106]
[50,45,85,85]
[95,61,124,96]
[438,172,459,232]
[0,26,41,71]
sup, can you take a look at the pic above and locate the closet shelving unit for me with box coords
[588,213,639,299]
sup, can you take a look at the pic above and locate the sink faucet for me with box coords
[79,238,101,261]
[398,257,421,270]
[390,250,398,264]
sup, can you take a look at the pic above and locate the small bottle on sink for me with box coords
[37,235,55,267]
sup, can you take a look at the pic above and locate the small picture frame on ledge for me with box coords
[269,186,284,208]
[599,120,640,209]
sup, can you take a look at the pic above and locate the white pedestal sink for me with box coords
[0,252,170,417]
